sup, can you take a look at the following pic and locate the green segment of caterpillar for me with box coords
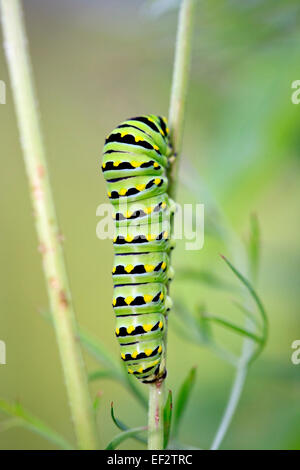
[102,115,174,383]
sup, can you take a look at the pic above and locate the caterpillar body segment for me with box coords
[112,252,170,285]
[102,115,173,383]
[112,194,170,227]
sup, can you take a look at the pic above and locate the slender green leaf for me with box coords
[204,313,263,344]
[111,402,127,432]
[221,255,268,363]
[163,390,173,449]
[248,213,260,282]
[110,402,147,445]
[106,426,147,450]
[0,398,74,449]
[173,367,196,438]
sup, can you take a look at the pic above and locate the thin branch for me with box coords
[0,0,98,449]
[147,0,196,450]
[148,382,164,450]
[210,236,260,449]
[210,333,254,450]
[168,0,196,200]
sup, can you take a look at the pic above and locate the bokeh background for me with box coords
[0,0,300,450]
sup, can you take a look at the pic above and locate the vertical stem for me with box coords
[168,0,195,200]
[210,229,257,450]
[148,383,164,450]
[210,339,252,450]
[147,0,195,450]
[0,0,98,449]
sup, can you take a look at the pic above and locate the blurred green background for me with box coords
[0,0,300,450]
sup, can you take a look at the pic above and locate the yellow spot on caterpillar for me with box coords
[136,184,146,191]
[121,132,127,138]
[138,366,143,373]
[153,162,159,168]
[135,136,143,142]
[153,145,159,151]
[144,294,153,303]
[158,321,163,329]
[145,264,154,273]
[148,117,155,123]
[125,235,134,242]
[125,264,134,273]
[159,129,164,135]
[113,237,117,243]
[158,345,162,353]
[166,127,169,134]
[145,206,153,214]
[161,202,167,209]
[125,296,134,305]
[107,191,111,197]
[154,178,161,185]
[128,368,133,374]
[112,299,116,306]
[131,351,138,359]
[163,117,167,123]
[119,188,127,196]
[161,262,167,270]
[112,213,116,220]
[159,292,164,301]
[163,231,168,239]
[145,349,152,356]
[146,234,156,241]
[102,163,106,169]
[121,353,126,359]
[125,210,133,218]
[131,161,140,168]
[115,328,119,335]
[113,161,121,167]
[127,325,135,334]
[112,267,116,273]
[143,324,153,332]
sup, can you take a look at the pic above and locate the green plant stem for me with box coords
[210,343,251,450]
[148,382,164,450]
[210,228,256,450]
[0,0,98,449]
[147,0,195,451]
[168,0,196,200]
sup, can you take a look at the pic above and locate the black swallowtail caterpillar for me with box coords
[102,115,175,384]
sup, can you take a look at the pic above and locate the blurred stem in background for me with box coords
[148,0,196,450]
[0,0,99,449]
[210,216,267,449]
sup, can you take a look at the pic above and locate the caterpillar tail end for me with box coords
[141,364,167,384]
